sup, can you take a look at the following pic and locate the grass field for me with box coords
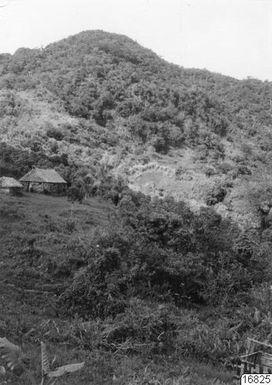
[0,192,238,385]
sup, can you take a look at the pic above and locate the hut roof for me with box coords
[20,168,67,184]
[0,177,23,188]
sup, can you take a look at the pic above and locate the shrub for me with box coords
[101,299,178,354]
[206,182,227,206]
[204,166,216,177]
[59,247,127,318]
[46,126,64,141]
[241,143,253,158]
[175,165,184,179]
[150,135,169,154]
[217,162,233,174]
[175,313,239,362]
[67,185,85,203]
[49,140,58,154]
[65,218,77,233]
[236,165,252,176]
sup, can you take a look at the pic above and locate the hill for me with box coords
[1,30,272,383]
[1,30,272,228]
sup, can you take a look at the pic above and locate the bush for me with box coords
[101,299,178,354]
[67,185,85,203]
[204,166,216,177]
[175,312,240,362]
[65,218,77,233]
[46,126,64,141]
[236,165,252,176]
[206,182,227,206]
[150,135,169,154]
[217,162,233,174]
[59,247,127,318]
[175,165,184,179]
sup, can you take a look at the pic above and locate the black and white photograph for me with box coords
[0,0,272,383]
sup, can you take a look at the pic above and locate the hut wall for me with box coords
[27,182,66,195]
[0,187,9,194]
[29,183,44,193]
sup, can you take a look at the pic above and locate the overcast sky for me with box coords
[0,0,271,81]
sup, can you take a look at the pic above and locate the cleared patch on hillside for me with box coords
[124,147,263,228]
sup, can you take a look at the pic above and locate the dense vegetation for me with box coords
[59,190,272,357]
[1,30,272,384]
[2,188,272,384]
[1,30,272,164]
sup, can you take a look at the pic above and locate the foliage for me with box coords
[0,338,84,384]
[206,180,227,206]
[2,30,272,384]
[60,190,269,324]
[2,30,272,164]
[46,126,64,141]
[67,185,85,203]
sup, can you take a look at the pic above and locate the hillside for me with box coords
[1,30,272,228]
[0,193,241,384]
[2,31,272,383]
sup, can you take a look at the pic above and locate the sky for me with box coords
[0,0,271,81]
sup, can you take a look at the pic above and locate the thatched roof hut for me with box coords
[20,168,66,184]
[0,177,23,195]
[20,168,67,194]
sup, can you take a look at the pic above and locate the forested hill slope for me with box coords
[1,30,272,228]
